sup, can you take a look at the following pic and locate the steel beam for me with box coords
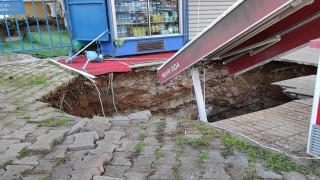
[191,67,207,122]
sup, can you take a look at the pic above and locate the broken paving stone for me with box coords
[89,141,119,155]
[110,116,130,126]
[70,168,101,180]
[69,131,99,151]
[104,165,130,178]
[74,153,110,173]
[80,119,110,139]
[0,139,20,154]
[34,160,55,174]
[128,110,151,124]
[281,171,306,180]
[46,145,68,159]
[149,165,173,180]
[67,118,89,136]
[0,165,33,180]
[93,176,124,180]
[255,163,282,179]
[129,157,154,173]
[124,172,149,180]
[227,155,249,168]
[103,131,126,144]
[12,155,40,166]
[18,124,38,131]
[2,130,33,141]
[63,135,75,145]
[28,129,69,153]
[22,174,50,180]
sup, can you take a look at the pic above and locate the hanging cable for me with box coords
[109,72,118,116]
[83,75,106,117]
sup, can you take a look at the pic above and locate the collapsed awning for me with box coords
[157,0,320,83]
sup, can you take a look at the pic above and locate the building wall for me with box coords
[8,2,46,19]
[188,0,237,40]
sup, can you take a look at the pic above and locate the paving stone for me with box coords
[116,138,140,152]
[140,146,157,158]
[152,151,176,167]
[63,135,75,145]
[92,116,111,125]
[93,176,124,180]
[160,140,176,151]
[129,157,154,173]
[281,171,306,180]
[2,130,33,141]
[67,118,89,136]
[149,165,173,180]
[0,165,33,180]
[0,169,4,177]
[124,172,149,180]
[202,163,230,179]
[164,120,177,135]
[46,145,68,159]
[254,163,283,179]
[143,137,159,146]
[70,167,101,180]
[89,141,119,155]
[22,174,50,180]
[103,131,126,144]
[104,165,130,178]
[81,119,110,139]
[12,155,40,166]
[227,155,249,168]
[28,129,68,153]
[0,139,20,154]
[74,153,111,173]
[203,150,225,163]
[69,131,99,151]
[110,152,132,166]
[34,159,55,174]
[110,116,130,126]
[0,143,31,164]
[18,123,38,131]
[178,156,201,180]
[180,147,200,157]
[128,110,151,124]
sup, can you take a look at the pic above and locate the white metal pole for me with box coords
[191,67,207,122]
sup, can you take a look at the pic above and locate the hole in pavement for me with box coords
[40,61,316,122]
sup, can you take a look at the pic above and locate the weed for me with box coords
[49,157,68,166]
[45,129,50,134]
[160,141,165,148]
[34,135,38,139]
[139,132,147,139]
[155,148,165,159]
[37,118,52,127]
[38,103,50,109]
[16,105,26,110]
[0,160,13,169]
[55,118,71,126]
[190,135,212,147]
[17,148,31,159]
[197,150,209,163]
[53,109,61,113]
[173,170,182,180]
[38,118,70,127]
[0,116,5,121]
[39,177,48,180]
[140,124,147,129]
[30,91,36,95]
[23,115,31,120]
[175,134,188,145]
[134,143,146,152]
[5,120,14,126]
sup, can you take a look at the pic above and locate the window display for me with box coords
[113,0,180,38]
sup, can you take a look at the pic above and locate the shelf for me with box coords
[117,22,148,25]
[150,21,178,23]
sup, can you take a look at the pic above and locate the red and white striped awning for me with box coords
[158,0,320,83]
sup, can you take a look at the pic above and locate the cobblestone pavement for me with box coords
[0,55,318,180]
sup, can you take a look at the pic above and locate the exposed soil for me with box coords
[41,61,317,121]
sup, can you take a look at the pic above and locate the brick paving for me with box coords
[212,99,313,156]
[0,55,317,179]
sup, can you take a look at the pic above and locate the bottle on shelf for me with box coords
[151,24,156,35]
[155,24,159,35]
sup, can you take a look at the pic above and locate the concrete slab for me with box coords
[276,45,320,66]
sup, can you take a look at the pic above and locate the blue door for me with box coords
[67,0,109,41]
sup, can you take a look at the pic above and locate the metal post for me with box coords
[191,67,207,122]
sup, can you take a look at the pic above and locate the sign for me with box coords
[157,0,293,83]
[307,39,320,157]
[0,0,25,15]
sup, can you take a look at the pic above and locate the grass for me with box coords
[197,150,209,163]
[155,148,165,159]
[134,143,146,152]
[0,116,5,121]
[49,157,68,167]
[0,160,13,169]
[139,132,147,139]
[190,135,212,147]
[175,134,188,145]
[140,124,147,129]
[38,117,71,127]
[23,115,31,120]
[17,148,31,159]
[5,120,14,126]
[38,103,50,109]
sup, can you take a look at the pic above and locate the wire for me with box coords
[109,72,118,116]
[83,75,106,117]
[208,122,320,160]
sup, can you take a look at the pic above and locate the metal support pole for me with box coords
[191,67,207,122]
